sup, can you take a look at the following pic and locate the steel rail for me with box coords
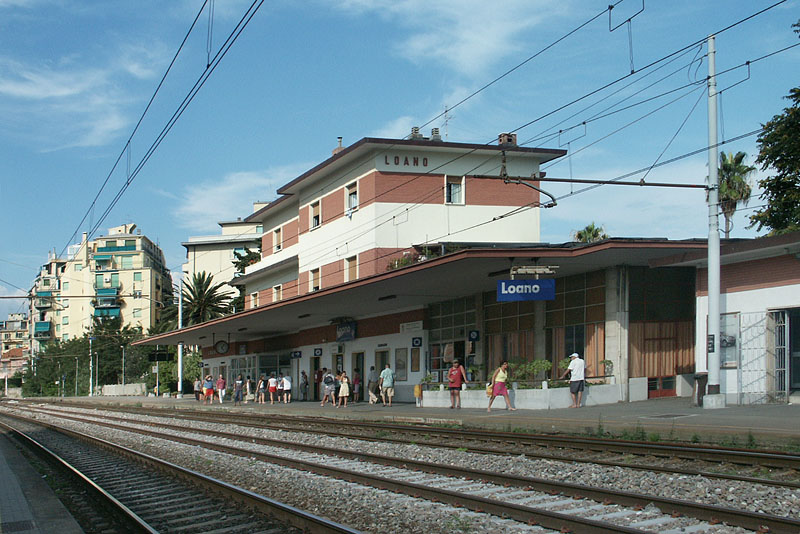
[0,413,360,534]
[0,421,157,534]
[17,407,800,534]
[73,404,798,488]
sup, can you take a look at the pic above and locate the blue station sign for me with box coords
[496,279,555,301]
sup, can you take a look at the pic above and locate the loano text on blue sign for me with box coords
[496,279,556,301]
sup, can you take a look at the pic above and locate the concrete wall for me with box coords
[101,383,147,396]
[421,382,623,410]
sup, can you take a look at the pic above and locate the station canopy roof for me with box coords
[134,238,709,349]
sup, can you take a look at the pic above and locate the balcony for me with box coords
[94,308,120,318]
[96,245,136,253]
[34,291,53,309]
[33,321,52,339]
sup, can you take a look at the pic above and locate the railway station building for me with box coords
[137,134,800,407]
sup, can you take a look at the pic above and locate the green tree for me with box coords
[718,151,755,238]
[572,222,609,243]
[749,21,800,235]
[183,271,231,325]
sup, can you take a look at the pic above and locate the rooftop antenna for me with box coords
[443,106,452,140]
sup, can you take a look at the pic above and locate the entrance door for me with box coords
[790,310,800,390]
[312,356,320,401]
[647,376,676,398]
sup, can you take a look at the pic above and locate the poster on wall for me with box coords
[395,348,408,381]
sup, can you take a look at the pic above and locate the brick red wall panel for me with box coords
[321,259,344,287]
[284,219,299,248]
[696,255,800,296]
[261,233,272,256]
[298,206,309,235]
[466,176,539,206]
[322,188,344,225]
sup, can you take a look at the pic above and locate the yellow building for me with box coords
[30,224,171,351]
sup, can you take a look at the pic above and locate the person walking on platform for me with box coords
[282,373,292,403]
[277,373,285,403]
[367,366,380,404]
[320,368,336,407]
[256,375,266,404]
[352,368,361,403]
[244,375,252,404]
[267,373,278,404]
[300,370,309,401]
[193,378,202,402]
[447,359,468,409]
[203,375,214,405]
[561,352,587,408]
[379,363,396,407]
[233,374,244,406]
[487,360,516,412]
[337,371,351,408]
[216,374,226,404]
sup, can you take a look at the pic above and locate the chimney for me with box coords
[332,137,344,156]
[410,126,424,140]
[498,133,517,147]
[431,128,442,141]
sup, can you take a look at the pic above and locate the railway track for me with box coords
[30,401,796,488]
[0,415,358,534]
[5,404,799,534]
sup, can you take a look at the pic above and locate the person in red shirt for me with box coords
[447,359,468,409]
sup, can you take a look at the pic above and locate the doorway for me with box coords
[312,356,320,401]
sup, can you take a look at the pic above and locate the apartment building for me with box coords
[1,312,30,378]
[182,207,264,301]
[31,224,171,350]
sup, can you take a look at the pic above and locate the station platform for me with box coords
[0,429,83,534]
[25,394,800,449]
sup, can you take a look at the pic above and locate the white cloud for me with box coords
[335,0,564,77]
[371,115,417,139]
[174,165,309,232]
[0,285,27,322]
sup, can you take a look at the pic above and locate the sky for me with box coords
[1,0,798,319]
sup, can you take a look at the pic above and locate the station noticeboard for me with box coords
[496,279,556,302]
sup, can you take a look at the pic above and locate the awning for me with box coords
[34,321,51,332]
[94,254,112,261]
[94,308,120,317]
[35,291,52,297]
[96,288,118,296]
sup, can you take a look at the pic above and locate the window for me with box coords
[134,290,142,299]
[273,285,282,302]
[62,281,69,291]
[56,324,61,332]
[346,182,358,211]
[120,255,133,269]
[111,273,120,288]
[233,247,245,259]
[75,264,82,271]
[62,299,69,308]
[274,228,282,251]
[250,292,259,308]
[62,316,69,325]
[720,312,739,367]
[310,269,320,291]
[43,278,50,287]
[125,239,136,247]
[134,272,142,282]
[105,240,116,247]
[445,176,464,204]
[133,308,142,318]
[256,224,263,234]
[95,274,104,288]
[346,256,357,282]
[311,201,320,228]
[63,334,69,341]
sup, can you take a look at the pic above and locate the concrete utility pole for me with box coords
[120,345,125,387]
[704,34,725,409]
[88,336,94,396]
[177,277,184,398]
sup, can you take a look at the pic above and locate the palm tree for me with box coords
[718,151,755,238]
[182,271,231,326]
[572,222,609,243]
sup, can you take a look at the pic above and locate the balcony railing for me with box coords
[94,308,120,318]
[34,297,53,309]
[33,321,51,338]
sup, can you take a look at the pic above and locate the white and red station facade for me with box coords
[137,135,800,405]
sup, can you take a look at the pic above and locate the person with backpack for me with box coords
[320,368,336,407]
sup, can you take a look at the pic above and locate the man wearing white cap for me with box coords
[560,353,586,408]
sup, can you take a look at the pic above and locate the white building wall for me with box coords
[696,283,800,402]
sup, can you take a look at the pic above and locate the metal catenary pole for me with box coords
[177,277,184,398]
